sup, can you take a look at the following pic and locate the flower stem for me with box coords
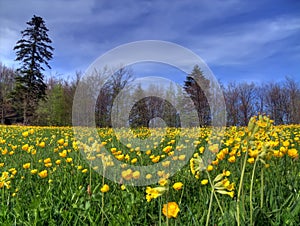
[206,187,214,226]
[260,168,264,209]
[237,151,248,226]
[206,171,224,215]
[250,158,258,226]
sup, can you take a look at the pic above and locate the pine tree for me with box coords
[183,65,211,126]
[13,15,54,124]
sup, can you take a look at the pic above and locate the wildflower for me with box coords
[59,150,67,158]
[100,184,110,193]
[247,158,255,164]
[45,163,52,168]
[162,202,180,218]
[131,158,137,164]
[39,142,45,148]
[201,179,209,185]
[44,158,51,164]
[121,169,133,180]
[288,148,298,159]
[58,139,64,145]
[82,169,88,173]
[146,186,167,202]
[146,174,152,179]
[66,158,73,163]
[163,146,172,153]
[152,156,160,163]
[159,178,168,186]
[228,155,236,163]
[22,131,29,137]
[207,165,213,172]
[132,171,140,179]
[162,161,171,167]
[31,169,38,174]
[23,163,30,169]
[190,155,205,179]
[38,170,48,178]
[22,144,29,152]
[55,160,61,165]
[173,182,183,190]
[121,185,126,190]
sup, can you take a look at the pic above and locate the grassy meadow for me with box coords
[0,115,299,225]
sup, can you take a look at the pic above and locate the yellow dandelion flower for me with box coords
[173,182,183,190]
[100,184,110,193]
[162,202,180,218]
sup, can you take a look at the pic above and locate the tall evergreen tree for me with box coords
[183,65,211,126]
[13,15,54,124]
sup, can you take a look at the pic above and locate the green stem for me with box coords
[206,171,224,215]
[260,168,264,209]
[101,167,105,225]
[206,187,214,226]
[250,158,258,226]
[237,151,248,226]
[159,197,162,226]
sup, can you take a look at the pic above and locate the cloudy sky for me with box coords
[0,0,299,84]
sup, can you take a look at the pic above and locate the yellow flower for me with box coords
[58,139,64,145]
[146,174,152,179]
[162,161,171,167]
[162,202,180,218]
[132,171,140,179]
[22,144,29,152]
[44,158,51,164]
[201,179,209,185]
[163,146,172,153]
[215,190,234,198]
[59,150,67,158]
[45,163,52,168]
[22,131,29,137]
[121,169,133,180]
[38,170,48,178]
[23,163,31,169]
[146,186,167,202]
[207,165,213,172]
[228,155,236,163]
[100,184,110,193]
[121,185,126,190]
[287,148,298,159]
[152,156,160,163]
[172,182,183,190]
[190,155,205,178]
[31,169,38,174]
[247,158,255,164]
[159,178,168,186]
[55,160,61,165]
[131,158,137,164]
[178,155,186,161]
[39,142,45,148]
[222,170,231,177]
[82,169,88,173]
[66,158,73,163]
[0,163,4,167]
[282,140,290,147]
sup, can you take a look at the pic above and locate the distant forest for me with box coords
[1,62,300,127]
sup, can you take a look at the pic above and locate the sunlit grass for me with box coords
[0,118,299,225]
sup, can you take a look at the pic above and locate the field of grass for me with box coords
[0,115,299,225]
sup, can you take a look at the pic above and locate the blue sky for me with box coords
[0,0,299,85]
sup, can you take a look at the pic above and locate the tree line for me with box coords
[1,61,299,127]
[1,15,299,127]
